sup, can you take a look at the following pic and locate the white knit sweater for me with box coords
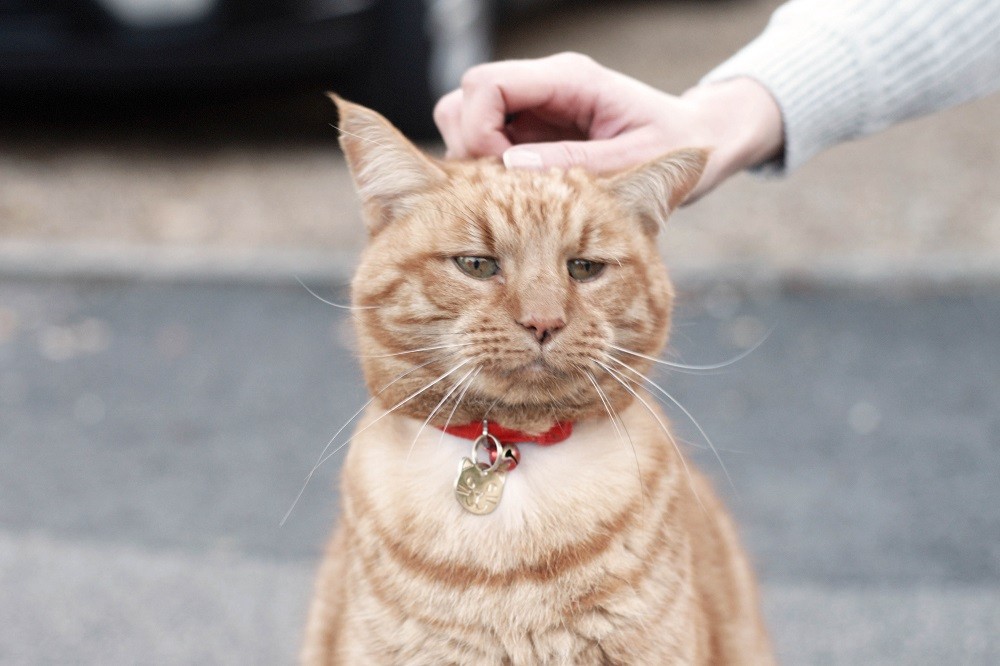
[702,0,1000,174]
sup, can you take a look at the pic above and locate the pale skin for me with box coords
[434,52,785,203]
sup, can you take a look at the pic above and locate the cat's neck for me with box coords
[384,394,619,437]
[347,398,671,532]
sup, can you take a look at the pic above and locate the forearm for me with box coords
[700,0,1000,174]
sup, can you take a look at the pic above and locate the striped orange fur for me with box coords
[302,98,774,665]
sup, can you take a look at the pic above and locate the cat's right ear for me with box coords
[330,94,447,234]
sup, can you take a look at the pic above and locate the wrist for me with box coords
[681,77,784,176]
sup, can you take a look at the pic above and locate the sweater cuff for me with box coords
[701,21,869,176]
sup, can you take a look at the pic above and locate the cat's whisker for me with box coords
[481,390,507,421]
[583,370,628,456]
[295,276,378,311]
[312,358,474,471]
[609,330,771,373]
[318,356,438,466]
[405,366,479,464]
[583,370,646,513]
[606,355,736,493]
[279,357,440,527]
[361,342,474,359]
[609,343,721,375]
[438,367,482,447]
[593,359,706,513]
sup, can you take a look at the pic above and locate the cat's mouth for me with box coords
[492,355,576,384]
[523,358,550,372]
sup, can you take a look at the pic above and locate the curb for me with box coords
[673,257,1000,297]
[2,240,999,296]
[0,241,358,286]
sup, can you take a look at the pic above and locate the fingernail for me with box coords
[503,149,544,170]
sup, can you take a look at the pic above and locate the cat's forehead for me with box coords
[464,159,593,195]
[431,161,630,251]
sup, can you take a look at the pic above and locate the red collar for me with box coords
[437,420,573,446]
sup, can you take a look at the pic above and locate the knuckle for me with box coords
[559,142,589,168]
[432,93,456,126]
[460,64,493,90]
[552,51,597,70]
[432,103,445,127]
[464,133,495,157]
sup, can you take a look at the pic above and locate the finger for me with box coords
[459,67,513,157]
[433,89,467,159]
[458,54,605,157]
[502,136,648,175]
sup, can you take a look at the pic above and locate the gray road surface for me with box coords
[1,278,998,664]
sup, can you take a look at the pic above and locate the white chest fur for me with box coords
[342,401,662,571]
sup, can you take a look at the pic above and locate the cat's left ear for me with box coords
[331,94,447,234]
[604,148,709,236]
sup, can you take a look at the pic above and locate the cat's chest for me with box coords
[336,405,683,661]
[344,409,646,537]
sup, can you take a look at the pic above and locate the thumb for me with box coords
[502,139,636,174]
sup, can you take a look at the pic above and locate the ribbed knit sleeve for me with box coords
[701,0,1000,175]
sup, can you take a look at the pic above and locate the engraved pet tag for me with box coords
[454,457,507,515]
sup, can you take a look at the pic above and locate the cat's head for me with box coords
[335,96,706,433]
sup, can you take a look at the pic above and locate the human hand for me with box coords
[434,52,784,202]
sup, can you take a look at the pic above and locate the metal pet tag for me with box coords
[453,421,512,515]
[454,457,507,515]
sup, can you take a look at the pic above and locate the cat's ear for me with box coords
[604,148,708,236]
[330,94,447,233]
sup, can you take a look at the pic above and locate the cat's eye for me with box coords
[454,256,500,279]
[567,259,606,282]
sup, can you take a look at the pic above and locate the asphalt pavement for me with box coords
[1,278,998,664]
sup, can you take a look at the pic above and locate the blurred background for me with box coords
[1,0,998,663]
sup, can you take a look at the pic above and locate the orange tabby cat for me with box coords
[302,97,773,665]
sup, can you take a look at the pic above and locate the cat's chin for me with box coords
[511,358,563,378]
[444,398,604,436]
[486,361,577,394]
[463,372,608,430]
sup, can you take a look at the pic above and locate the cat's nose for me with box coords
[518,315,566,345]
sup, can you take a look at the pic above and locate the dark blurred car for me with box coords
[0,0,494,136]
